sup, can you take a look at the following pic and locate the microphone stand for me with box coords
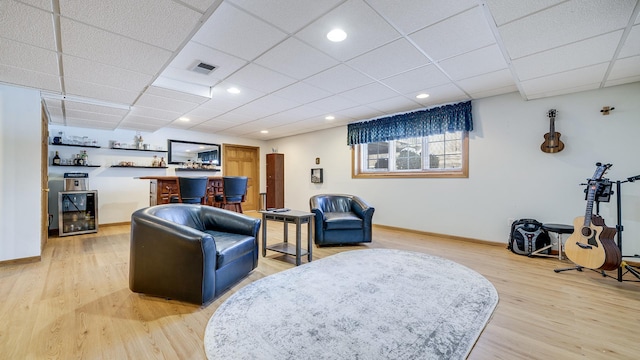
[615,175,640,282]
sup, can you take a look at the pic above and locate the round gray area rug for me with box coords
[204,249,498,359]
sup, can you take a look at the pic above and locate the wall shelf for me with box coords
[110,165,168,169]
[51,164,101,168]
[51,143,101,148]
[109,147,167,153]
[175,168,220,172]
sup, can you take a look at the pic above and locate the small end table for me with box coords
[260,209,314,266]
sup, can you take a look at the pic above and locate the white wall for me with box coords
[47,126,269,227]
[0,84,42,262]
[268,83,640,257]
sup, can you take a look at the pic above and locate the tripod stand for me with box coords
[555,173,640,282]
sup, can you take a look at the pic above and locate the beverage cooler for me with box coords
[58,173,98,236]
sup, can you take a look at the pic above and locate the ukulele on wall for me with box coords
[540,109,564,153]
[564,163,621,271]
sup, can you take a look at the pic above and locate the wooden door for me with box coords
[41,103,49,250]
[222,144,260,211]
[266,153,284,208]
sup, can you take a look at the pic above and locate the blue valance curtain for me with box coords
[347,100,473,145]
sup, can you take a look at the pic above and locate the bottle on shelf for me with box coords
[52,151,61,165]
[151,155,159,167]
[159,157,166,167]
[81,150,89,166]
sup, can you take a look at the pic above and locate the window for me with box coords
[352,131,468,178]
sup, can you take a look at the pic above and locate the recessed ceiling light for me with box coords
[260,130,269,134]
[227,87,240,94]
[179,117,190,121]
[416,93,430,99]
[327,29,347,42]
[325,115,335,120]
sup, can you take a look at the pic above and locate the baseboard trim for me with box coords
[0,256,41,267]
[372,224,640,268]
[372,224,503,247]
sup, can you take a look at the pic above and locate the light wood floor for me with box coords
[1,213,639,359]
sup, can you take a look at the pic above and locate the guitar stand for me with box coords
[555,173,640,282]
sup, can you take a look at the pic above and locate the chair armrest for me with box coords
[350,196,375,221]
[199,206,261,238]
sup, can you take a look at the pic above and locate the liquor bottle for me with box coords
[52,151,61,165]
[159,157,166,167]
[81,150,89,166]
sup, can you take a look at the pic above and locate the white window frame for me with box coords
[351,131,469,179]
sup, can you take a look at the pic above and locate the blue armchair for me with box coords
[129,204,260,305]
[309,194,375,246]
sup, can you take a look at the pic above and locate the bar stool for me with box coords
[532,223,574,260]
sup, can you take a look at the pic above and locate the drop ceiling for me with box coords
[1,0,639,140]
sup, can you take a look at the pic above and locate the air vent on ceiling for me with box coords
[191,62,216,75]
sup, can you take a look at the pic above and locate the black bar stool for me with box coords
[534,223,574,260]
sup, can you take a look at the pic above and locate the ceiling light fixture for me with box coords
[179,117,190,122]
[327,29,347,42]
[325,115,335,120]
[260,130,269,134]
[227,87,241,94]
[416,93,430,99]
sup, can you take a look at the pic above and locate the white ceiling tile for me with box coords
[0,38,59,75]
[335,106,384,122]
[164,41,248,85]
[605,75,640,87]
[521,63,609,97]
[619,24,640,58]
[19,0,52,11]
[499,0,637,59]
[118,121,166,132]
[347,39,430,79]
[135,93,199,113]
[271,82,332,104]
[608,55,640,81]
[59,0,202,51]
[225,64,296,94]
[438,44,508,81]
[339,83,400,105]
[381,65,451,94]
[232,95,301,118]
[295,0,401,62]
[65,108,124,124]
[456,69,515,94]
[366,96,421,115]
[189,103,233,118]
[0,1,56,50]
[303,64,373,94]
[60,18,172,75]
[410,6,496,61]
[64,78,141,105]
[211,111,255,124]
[484,0,565,26]
[412,83,469,106]
[468,85,518,99]
[228,0,342,33]
[513,31,623,81]
[254,37,339,80]
[129,106,182,121]
[145,86,210,104]
[64,101,129,116]
[0,64,61,92]
[191,2,288,61]
[306,95,360,114]
[62,55,152,91]
[209,82,265,105]
[121,114,172,126]
[176,0,217,13]
[366,0,477,35]
[65,118,118,130]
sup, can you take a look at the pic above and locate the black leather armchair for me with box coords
[310,194,375,246]
[129,204,260,305]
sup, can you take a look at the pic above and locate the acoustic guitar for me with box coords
[564,163,621,270]
[540,109,564,153]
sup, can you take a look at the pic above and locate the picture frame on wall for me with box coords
[311,168,323,183]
